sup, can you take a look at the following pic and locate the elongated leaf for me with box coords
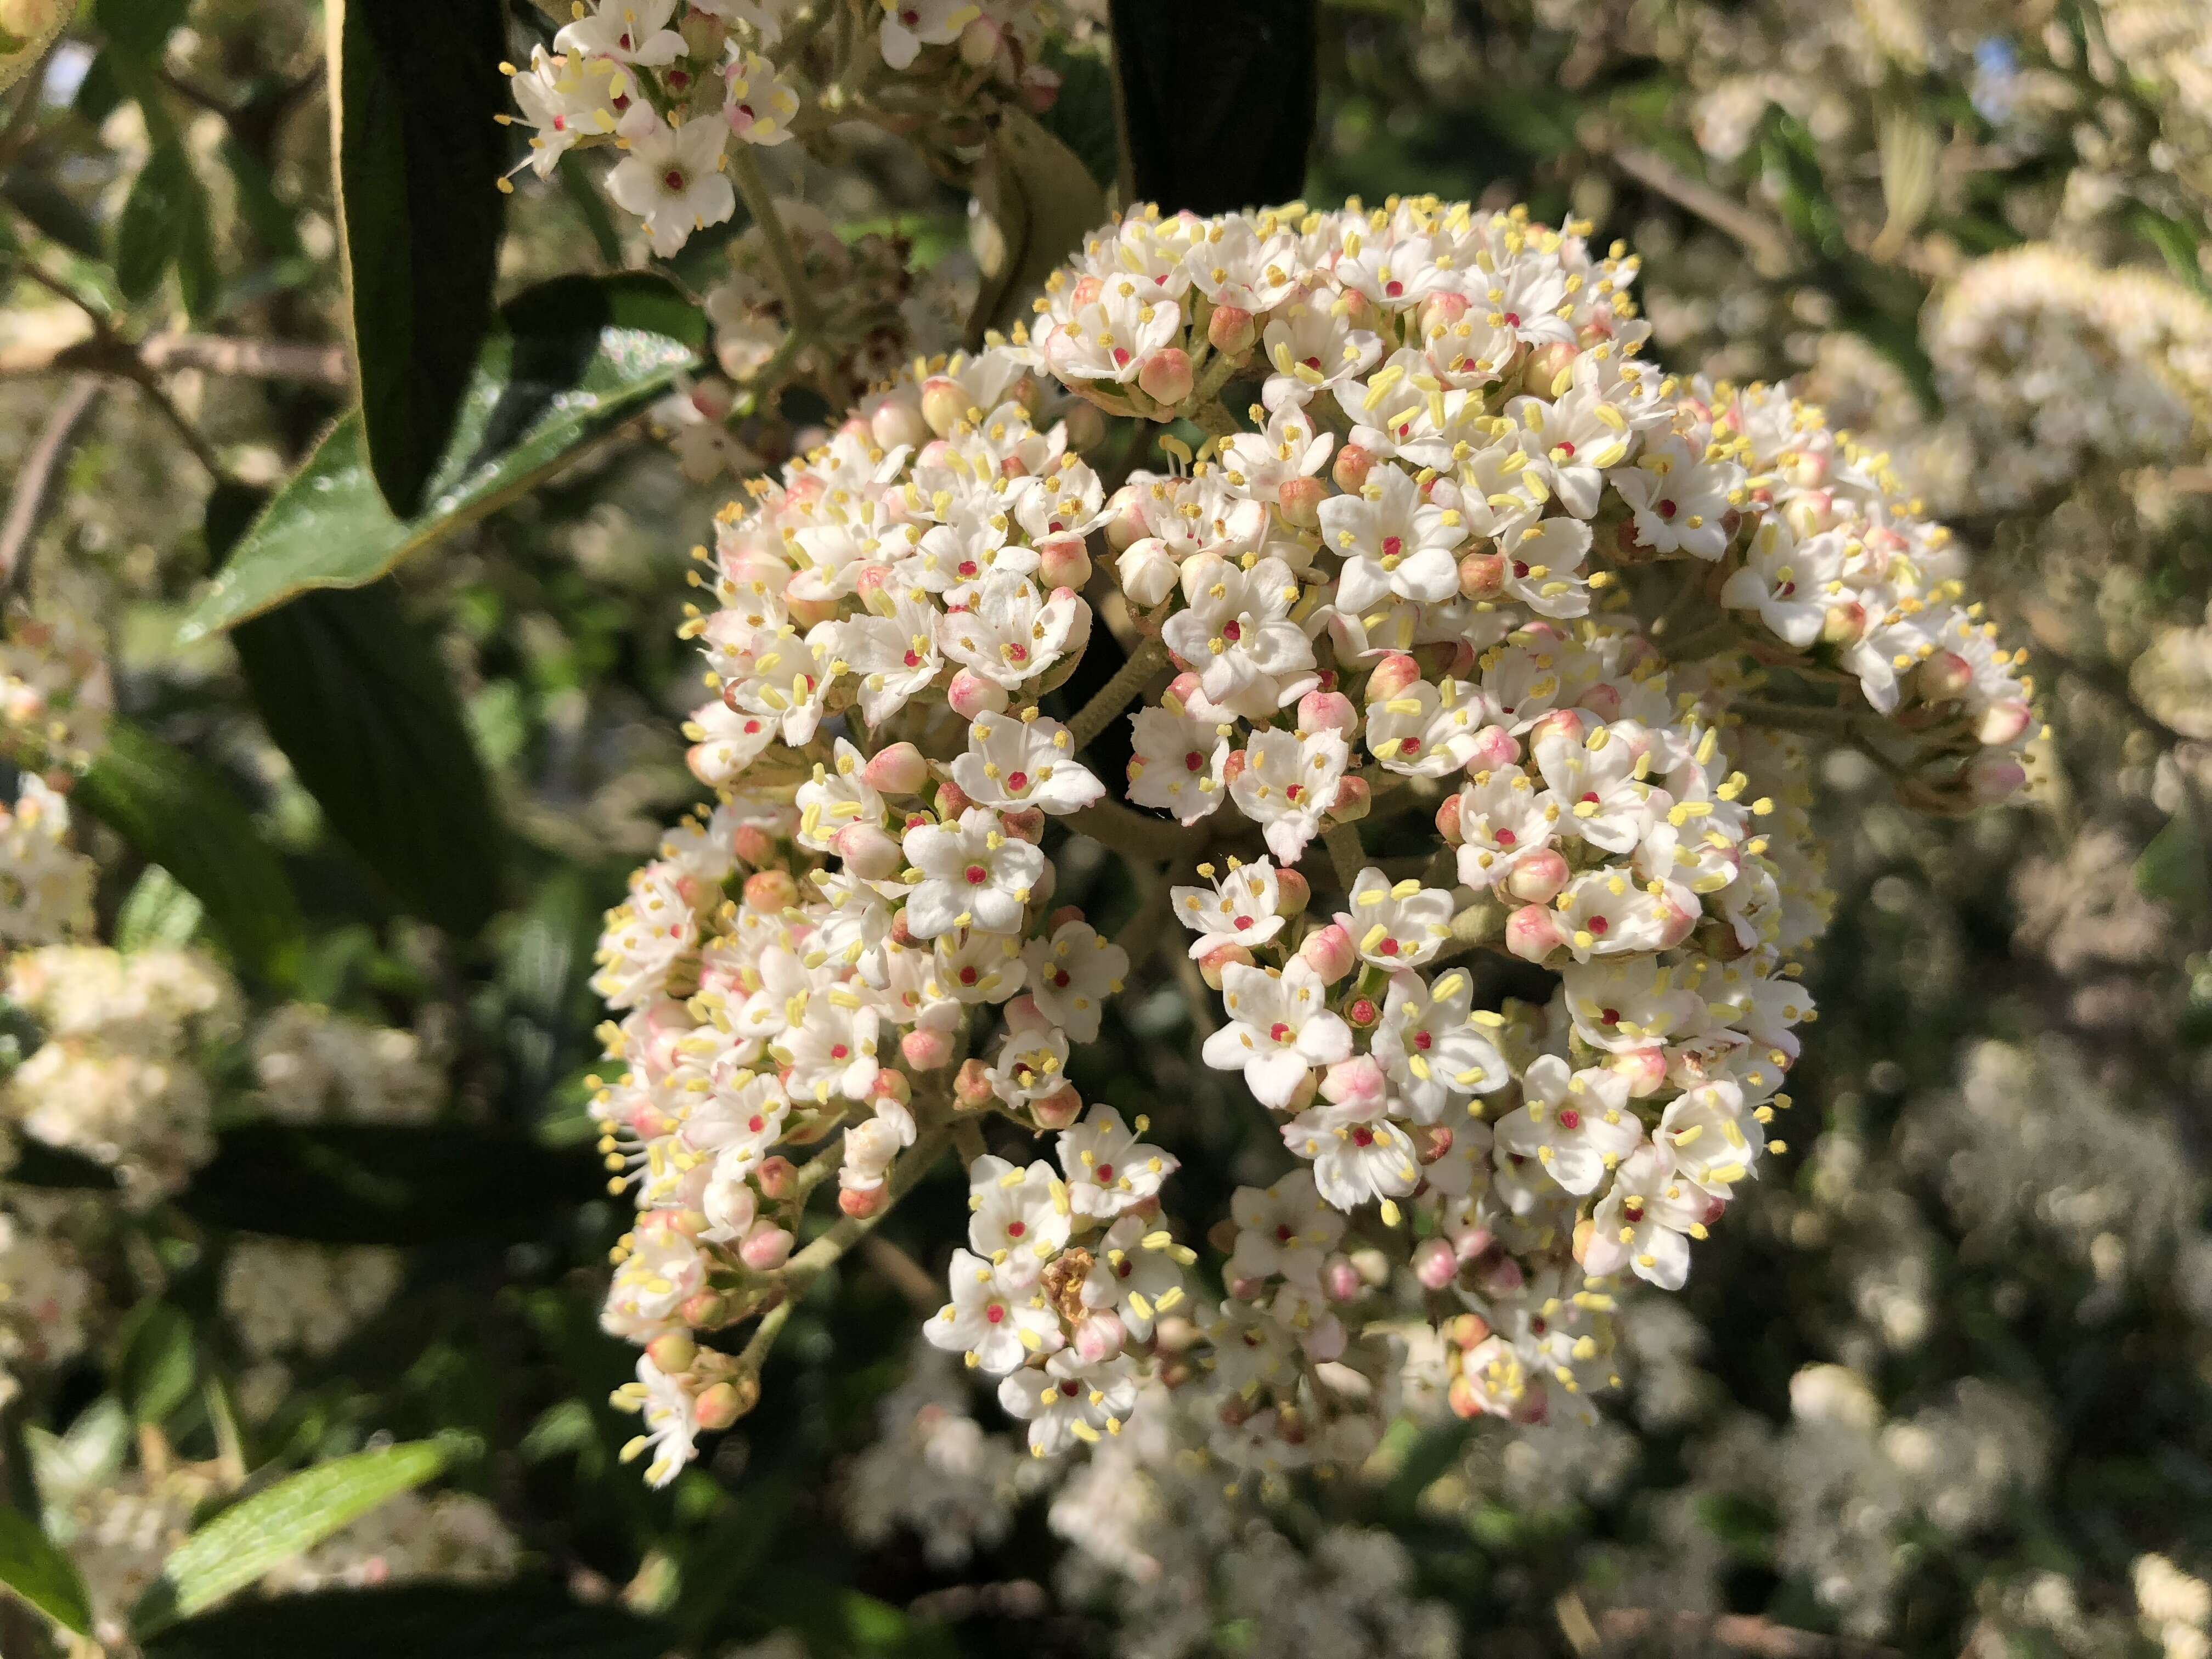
[1110,0,1316,213]
[75,721,303,985]
[92,0,192,60]
[1040,42,1119,190]
[114,864,206,952]
[177,274,707,641]
[115,138,213,311]
[331,0,510,516]
[967,108,1108,343]
[143,1582,676,1659]
[131,1438,467,1635]
[116,1302,199,1426]
[0,1505,93,1636]
[176,1124,596,1245]
[234,579,508,935]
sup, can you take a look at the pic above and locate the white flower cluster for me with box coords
[583,194,2039,1487]
[258,1489,520,1594]
[251,1003,445,1126]
[0,775,94,948]
[1,592,111,779]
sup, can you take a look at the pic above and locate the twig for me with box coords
[861,1234,941,1312]
[1324,822,1365,892]
[1068,634,1168,748]
[1066,797,1203,862]
[1596,1608,1897,1658]
[138,334,350,386]
[0,375,100,592]
[1583,129,1799,275]
[726,144,822,334]
[783,1122,956,1285]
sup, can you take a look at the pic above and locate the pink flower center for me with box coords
[958,966,980,986]
[1268,1022,1293,1043]
[1060,1379,1082,1397]
[830,1043,849,1060]
[1558,1107,1582,1131]
[1096,1163,1115,1182]
[1378,938,1401,956]
[903,648,922,668]
[1556,441,1576,458]
[1381,535,1403,558]
[1601,1007,1620,1025]
[1657,499,1678,519]
[1007,1220,1026,1238]
[1412,1031,1432,1051]
[1184,749,1205,772]
[1495,828,1517,847]
[1351,1126,1375,1146]
[1222,620,1244,643]
[985,1303,1005,1323]
[1007,770,1030,791]
[964,864,990,885]
[1588,915,1610,935]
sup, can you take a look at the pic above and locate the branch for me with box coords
[1066,796,1203,862]
[0,374,100,592]
[1581,127,1799,275]
[1596,1609,1897,1659]
[1324,822,1365,892]
[1068,634,1168,748]
[726,143,822,334]
[861,1234,941,1312]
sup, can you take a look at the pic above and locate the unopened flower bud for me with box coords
[1520,340,1577,396]
[1966,751,2029,804]
[1978,699,2033,746]
[743,870,798,912]
[678,1290,730,1329]
[646,1333,697,1374]
[1447,1374,1489,1420]
[957,14,1001,64]
[867,395,928,452]
[862,742,929,795]
[933,780,976,820]
[1322,1255,1363,1304]
[1822,601,1866,646]
[1345,995,1380,1029]
[689,377,737,422]
[1505,904,1564,962]
[1413,1236,1458,1291]
[1137,348,1194,407]
[1331,442,1375,493]
[1611,1046,1669,1098]
[1297,922,1358,983]
[1030,1084,1083,1130]
[693,1375,760,1431]
[900,1027,953,1070]
[1328,774,1372,823]
[738,1222,793,1272]
[1000,806,1046,843]
[1274,867,1311,916]
[1199,943,1254,990]
[1073,1310,1127,1364]
[785,592,840,628]
[754,1156,797,1200]
[1037,531,1092,589]
[1366,652,1422,703]
[1297,689,1357,736]
[731,825,778,867]
[839,1183,889,1218]
[1525,707,1585,749]
[1436,793,1465,844]
[947,669,1011,719]
[919,375,971,437]
[832,821,901,879]
[1503,849,1571,904]
[1207,303,1257,355]
[953,1058,995,1110]
[1413,1124,1454,1164]
[1417,290,1470,338]
[1465,723,1519,773]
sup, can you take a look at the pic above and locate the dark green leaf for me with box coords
[2137,814,2208,919]
[1110,0,1316,212]
[115,139,214,311]
[176,1124,597,1245]
[1039,43,1119,191]
[177,274,707,640]
[332,0,511,516]
[234,580,509,935]
[131,1438,467,1636]
[143,1582,675,1659]
[967,108,1108,345]
[75,721,303,986]
[6,1141,121,1192]
[2,169,105,258]
[0,1506,93,1637]
[117,1302,199,1427]
[92,0,193,60]
[221,135,307,261]
[114,864,206,952]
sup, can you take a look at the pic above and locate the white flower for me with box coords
[1126,701,1231,825]
[966,1156,1072,1276]
[1229,726,1348,865]
[926,929,1026,1005]
[936,574,1088,690]
[984,1024,1071,1112]
[1582,1144,1709,1290]
[951,713,1104,815]
[1655,1081,1764,1195]
[924,1248,1061,1374]
[1040,276,1183,385]
[1201,960,1352,1109]
[1492,1056,1640,1196]
[1226,1169,1345,1285]
[795,737,885,852]
[776,994,881,1104]
[1055,1105,1177,1218]
[842,1097,917,1193]
[555,0,686,65]
[1555,868,1695,960]
[1364,678,1494,777]
[678,1071,789,1181]
[1160,554,1317,721]
[1021,921,1126,1043]
[1453,763,1559,888]
[844,589,945,725]
[997,1352,1138,1455]
[507,48,620,177]
[1260,295,1383,411]
[878,0,981,71]
[1218,403,1335,503]
[901,809,1044,938]
[1080,1215,1186,1338]
[1719,522,1836,648]
[1610,432,1741,559]
[723,49,798,147]
[1494,516,1594,619]
[606,115,736,257]
[617,1357,699,1489]
[1510,363,1635,516]
[1337,868,1455,968]
[1369,968,1511,1122]
[1319,462,1467,610]
[1561,956,1707,1054]
[1171,859,1287,958]
[1283,1094,1421,1212]
[1533,720,1658,855]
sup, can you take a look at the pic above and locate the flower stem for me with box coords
[727,144,822,334]
[1068,634,1168,748]
[1324,822,1365,891]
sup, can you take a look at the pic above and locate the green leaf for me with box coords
[2136,814,2208,919]
[93,0,191,60]
[114,864,206,952]
[175,1124,597,1245]
[7,1141,120,1191]
[233,579,509,936]
[1110,0,1317,213]
[0,0,76,95]
[116,1302,199,1427]
[115,138,215,312]
[1039,42,1119,191]
[331,0,511,516]
[142,1582,675,1659]
[967,106,1108,345]
[2,168,104,258]
[131,1438,468,1636]
[75,721,303,985]
[177,274,707,641]
[0,1505,93,1637]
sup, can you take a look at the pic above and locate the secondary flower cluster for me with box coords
[583,194,2040,1487]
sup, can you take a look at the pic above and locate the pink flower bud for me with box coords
[1003,994,1051,1034]
[1452,1230,1494,1266]
[1435,792,1469,847]
[1785,492,1836,538]
[1914,650,1973,703]
[839,1184,889,1219]
[1103,486,1148,551]
[934,778,976,819]
[900,1027,953,1071]
[1822,601,1866,646]
[920,376,971,437]
[1073,1310,1127,1364]
[832,822,902,880]
[1503,849,1570,904]
[754,1156,797,1200]
[1417,290,1470,338]
[1297,689,1358,736]
[1300,1314,1346,1363]
[1321,1054,1389,1110]
[1476,1252,1524,1297]
[1505,904,1563,962]
[738,1222,794,1272]
[689,377,737,422]
[1611,1046,1669,1098]
[1037,531,1092,589]
[1331,442,1375,493]
[953,1059,995,1110]
[862,742,929,795]
[731,825,778,867]
[1978,699,2033,747]
[867,394,929,452]
[743,870,799,912]
[1274,867,1311,916]
[1328,774,1372,823]
[646,1333,697,1374]
[1199,943,1254,990]
[1465,724,1519,773]
[1413,1125,1454,1164]
[1220,747,1248,789]
[1137,348,1194,407]
[1967,751,2029,804]
[1031,1084,1084,1130]
[1366,652,1422,703]
[1000,806,1046,843]
[677,1290,730,1328]
[1297,922,1359,983]
[1525,707,1586,749]
[1578,681,1622,723]
[1447,1375,1490,1421]
[1520,340,1577,396]
[1227,1273,1268,1302]
[1322,1255,1363,1304]
[693,1378,758,1431]
[1413,1236,1458,1291]
[1277,476,1325,527]
[947,669,1011,719]
[786,592,840,628]
[1071,275,1103,309]
[1207,303,1257,354]
[872,1069,912,1108]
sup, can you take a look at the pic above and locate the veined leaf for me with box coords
[116,1302,199,1427]
[114,864,206,952]
[142,1582,675,1659]
[0,1506,93,1637]
[177,273,707,642]
[330,0,510,516]
[130,1438,471,1636]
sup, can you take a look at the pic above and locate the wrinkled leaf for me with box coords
[233,578,508,936]
[176,1124,597,1245]
[967,107,1108,345]
[132,1438,467,1635]
[331,0,510,516]
[75,721,303,985]
[0,1506,93,1637]
[177,274,707,641]
[142,1582,676,1659]
[1110,0,1316,213]
[114,864,205,952]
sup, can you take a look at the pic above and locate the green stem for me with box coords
[1069,635,1169,748]
[727,143,822,334]
[783,1121,956,1287]
[1324,822,1366,891]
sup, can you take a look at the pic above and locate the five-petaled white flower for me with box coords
[952,712,1104,815]
[901,808,1043,938]
[924,1248,1062,1374]
[966,1155,1073,1276]
[1492,1055,1641,1195]
[1160,554,1317,721]
[1021,921,1127,1042]
[606,115,735,258]
[997,1352,1139,1456]
[1369,968,1512,1122]
[1201,959,1352,1109]
[1337,868,1455,968]
[1172,859,1288,958]
[1056,1105,1177,1218]
[1229,726,1348,865]
[1127,701,1232,825]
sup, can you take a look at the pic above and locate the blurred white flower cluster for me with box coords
[581,193,2041,1487]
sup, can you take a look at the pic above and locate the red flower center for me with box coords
[1007,770,1029,791]
[1588,915,1609,935]
[964,864,990,885]
[1495,828,1517,847]
[1657,498,1678,519]
[1558,1107,1582,1131]
[1221,620,1243,643]
[1007,1220,1026,1238]
[985,1303,1005,1323]
[1351,1126,1375,1146]
[1413,1031,1433,1051]
[1268,1022,1293,1043]
[1184,749,1205,772]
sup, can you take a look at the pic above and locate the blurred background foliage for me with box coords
[2,0,2211,1655]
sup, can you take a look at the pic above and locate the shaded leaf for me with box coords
[178,274,707,641]
[75,721,303,986]
[143,1582,675,1659]
[967,108,1107,345]
[1039,42,1120,191]
[114,864,205,952]
[7,1141,121,1192]
[175,1124,597,1245]
[2137,813,2209,921]
[115,139,215,312]
[131,1438,467,1636]
[2,168,104,258]
[1110,0,1316,213]
[0,1506,93,1637]
[92,0,193,60]
[331,0,511,516]
[116,1302,199,1427]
